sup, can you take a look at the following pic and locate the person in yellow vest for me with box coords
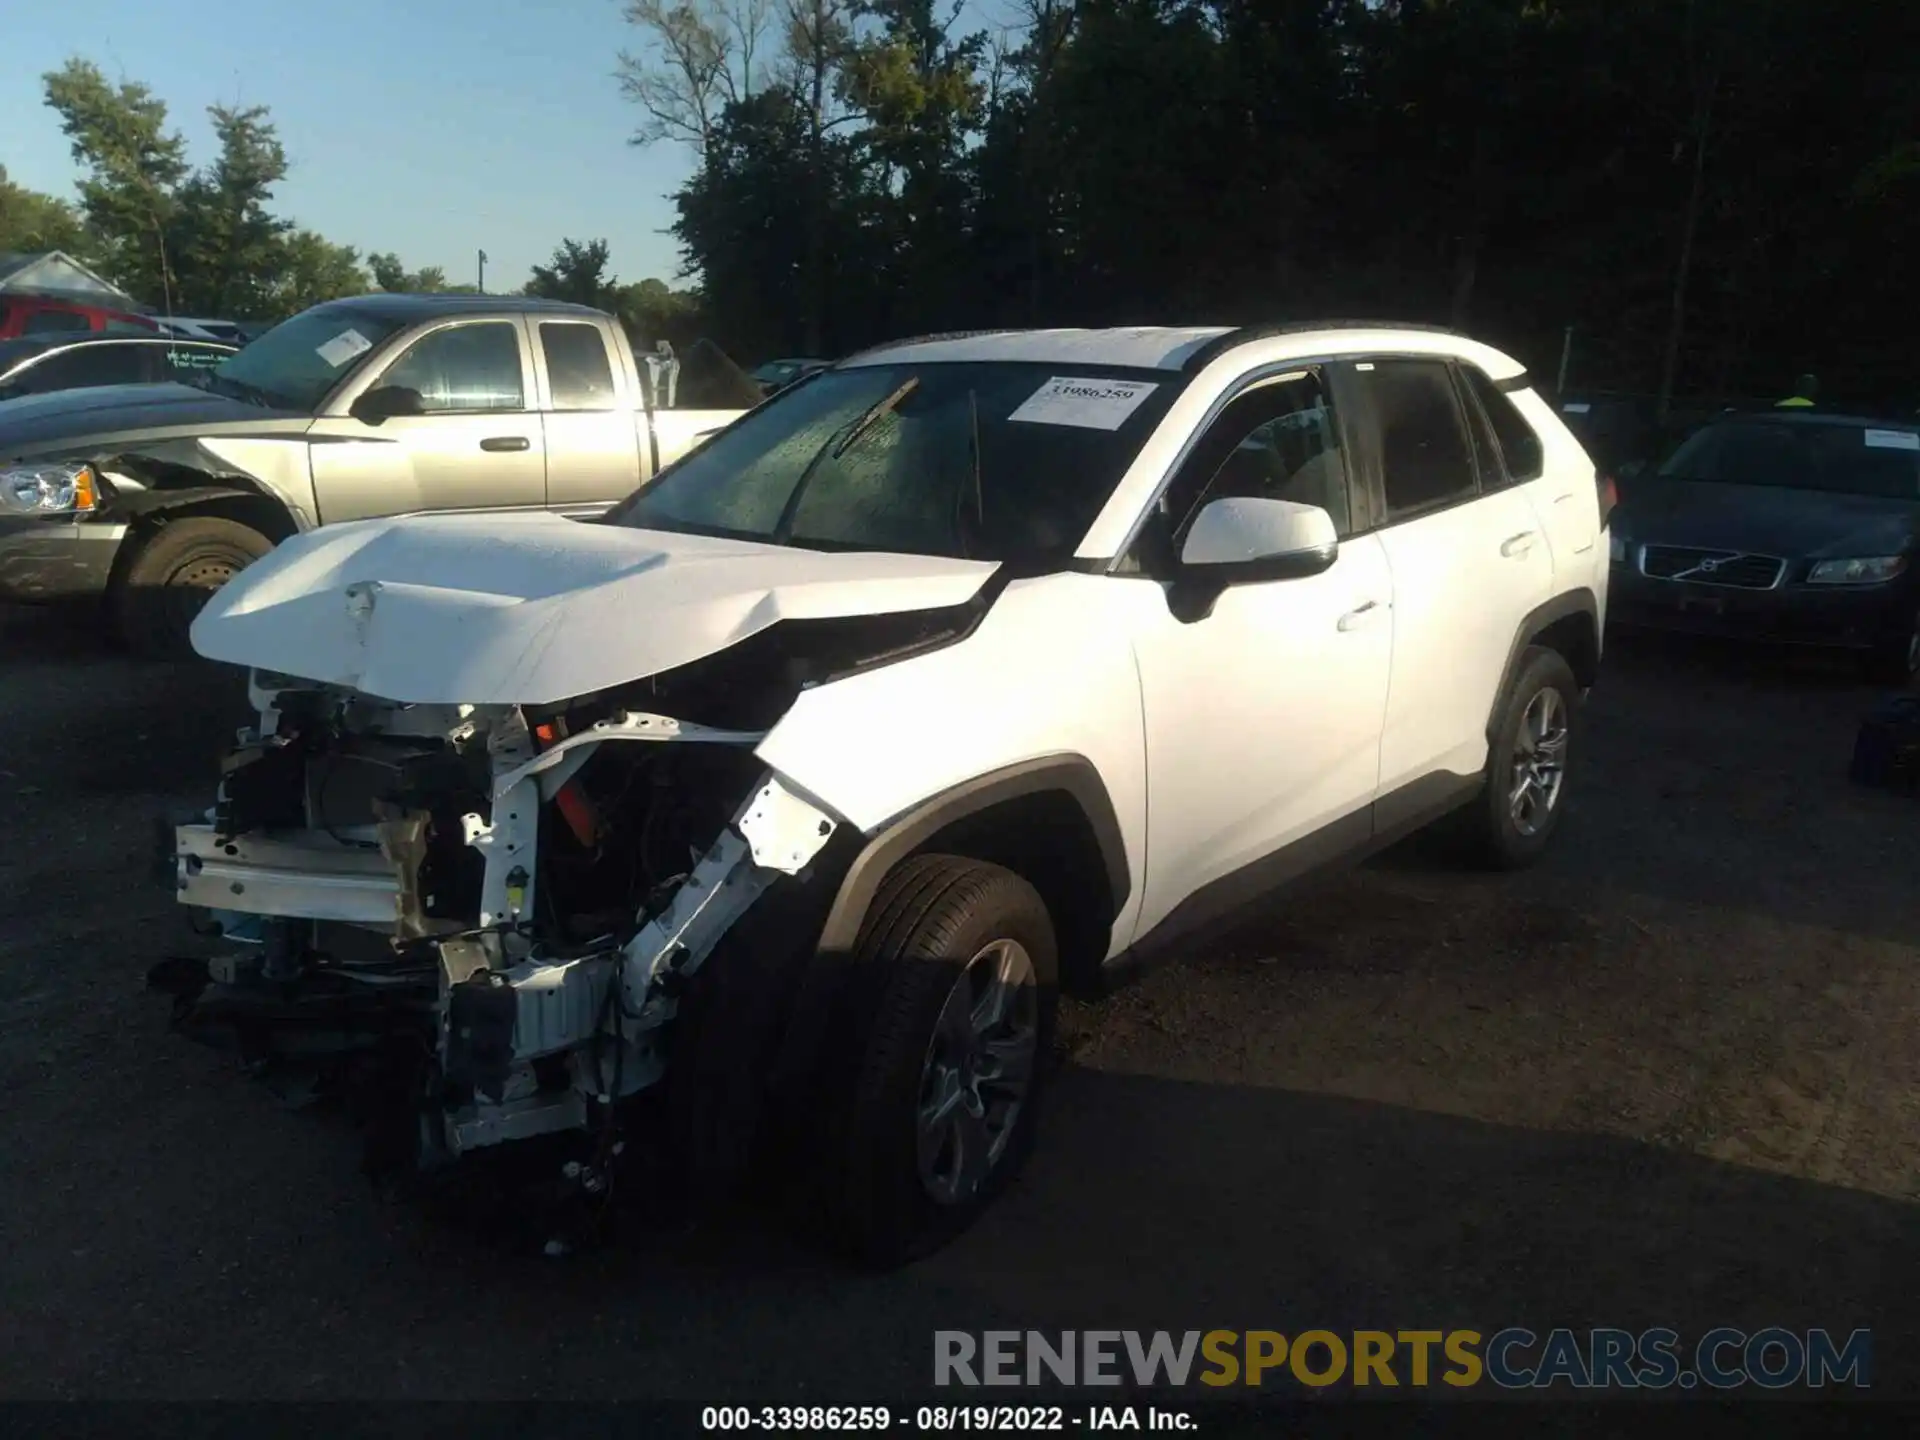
[1776,374,1818,408]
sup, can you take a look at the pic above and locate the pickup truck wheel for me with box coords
[1464,645,1579,870]
[829,854,1057,1269]
[112,516,273,658]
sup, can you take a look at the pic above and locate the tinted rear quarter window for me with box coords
[1462,366,1545,483]
[1359,359,1479,517]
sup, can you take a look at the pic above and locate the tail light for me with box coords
[1598,473,1619,524]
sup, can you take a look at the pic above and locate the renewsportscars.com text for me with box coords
[933,1328,1871,1391]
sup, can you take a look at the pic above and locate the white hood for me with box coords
[190,512,1000,704]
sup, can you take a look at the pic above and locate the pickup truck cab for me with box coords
[0,294,749,653]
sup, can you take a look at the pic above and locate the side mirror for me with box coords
[1168,497,1339,622]
[349,385,423,425]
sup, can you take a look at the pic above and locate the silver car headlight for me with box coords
[0,462,100,516]
[1806,555,1908,585]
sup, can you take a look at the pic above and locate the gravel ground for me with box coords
[1,604,1916,1402]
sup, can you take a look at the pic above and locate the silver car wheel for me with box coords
[915,938,1038,1207]
[1508,686,1569,837]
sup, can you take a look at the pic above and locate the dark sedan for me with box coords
[0,334,235,403]
[1608,411,1920,682]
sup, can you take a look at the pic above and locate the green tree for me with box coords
[367,251,450,292]
[171,104,293,317]
[41,58,189,310]
[527,238,617,306]
[267,230,368,313]
[0,165,95,257]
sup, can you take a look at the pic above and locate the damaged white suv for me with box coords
[161,323,1607,1265]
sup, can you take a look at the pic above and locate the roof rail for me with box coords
[1180,319,1468,372]
[839,328,1024,364]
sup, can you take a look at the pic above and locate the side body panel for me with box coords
[754,572,1153,956]
[1127,533,1394,939]
[306,316,547,523]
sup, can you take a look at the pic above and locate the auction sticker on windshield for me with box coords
[1009,376,1159,430]
[316,328,374,368]
[1863,428,1919,451]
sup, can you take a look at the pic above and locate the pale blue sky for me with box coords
[4,0,708,289]
[8,0,1025,296]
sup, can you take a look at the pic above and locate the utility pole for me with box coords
[477,249,487,295]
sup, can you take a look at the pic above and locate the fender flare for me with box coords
[813,754,1133,954]
[1486,587,1600,740]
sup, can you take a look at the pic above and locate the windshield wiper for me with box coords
[771,377,920,544]
[204,372,284,409]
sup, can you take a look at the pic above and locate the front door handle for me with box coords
[1337,599,1388,632]
[480,435,530,453]
[1500,531,1538,558]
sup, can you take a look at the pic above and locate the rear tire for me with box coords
[111,516,273,658]
[824,854,1057,1269]
[1462,645,1580,870]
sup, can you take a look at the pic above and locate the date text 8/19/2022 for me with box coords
[699,1405,1196,1431]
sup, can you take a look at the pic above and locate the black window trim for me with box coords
[1454,359,1548,490]
[1450,360,1515,494]
[367,316,532,417]
[1103,355,1355,574]
[1335,353,1489,536]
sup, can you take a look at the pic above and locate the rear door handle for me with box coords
[1337,600,1388,632]
[480,435,530,452]
[1500,531,1537,558]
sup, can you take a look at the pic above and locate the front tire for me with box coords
[828,855,1057,1269]
[112,516,273,658]
[1464,645,1580,870]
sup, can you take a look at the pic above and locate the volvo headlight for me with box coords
[1806,555,1908,585]
[0,462,99,516]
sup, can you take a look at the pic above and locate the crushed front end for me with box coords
[157,668,839,1187]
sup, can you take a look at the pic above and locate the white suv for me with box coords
[163,323,1607,1265]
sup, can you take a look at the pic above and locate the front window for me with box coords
[204,307,407,412]
[614,361,1184,562]
[1660,419,1920,499]
[374,321,525,413]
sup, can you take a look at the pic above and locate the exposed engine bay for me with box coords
[156,663,848,1208]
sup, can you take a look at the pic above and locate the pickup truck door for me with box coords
[307,317,546,524]
[531,317,647,516]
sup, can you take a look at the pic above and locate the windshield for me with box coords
[615,361,1183,562]
[204,307,405,412]
[1659,419,1920,499]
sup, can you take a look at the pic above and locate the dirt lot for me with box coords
[1,603,1916,1402]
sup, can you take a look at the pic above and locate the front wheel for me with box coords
[111,516,273,658]
[1463,645,1580,870]
[827,855,1057,1268]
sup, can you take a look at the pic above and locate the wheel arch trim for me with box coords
[814,754,1132,955]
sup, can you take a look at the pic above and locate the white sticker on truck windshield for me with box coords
[1863,428,1920,451]
[1008,376,1159,430]
[316,328,373,368]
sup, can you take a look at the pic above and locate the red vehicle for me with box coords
[0,294,161,340]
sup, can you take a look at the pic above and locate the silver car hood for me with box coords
[189,511,1000,704]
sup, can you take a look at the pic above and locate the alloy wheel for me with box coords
[1508,686,1569,837]
[915,938,1039,1206]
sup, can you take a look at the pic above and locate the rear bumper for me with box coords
[0,516,128,604]
[1608,561,1912,650]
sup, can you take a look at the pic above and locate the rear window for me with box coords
[1659,420,1920,499]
